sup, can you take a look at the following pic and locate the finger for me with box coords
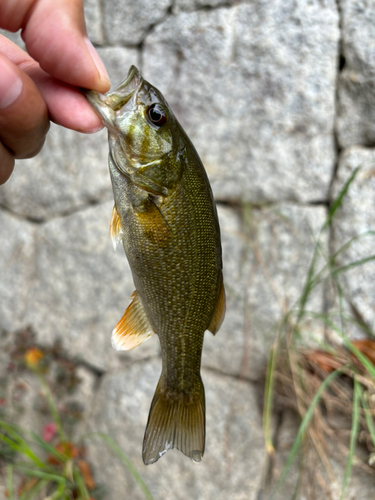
[0,52,49,159]
[0,0,34,31]
[0,0,110,93]
[0,36,103,133]
[0,142,14,184]
[37,77,104,133]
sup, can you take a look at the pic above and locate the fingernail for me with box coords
[0,60,23,109]
[84,37,111,90]
[87,123,104,133]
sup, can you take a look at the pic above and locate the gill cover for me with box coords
[86,66,184,197]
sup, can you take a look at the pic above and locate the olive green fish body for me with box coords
[85,67,225,465]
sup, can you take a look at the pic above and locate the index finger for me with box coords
[0,0,110,93]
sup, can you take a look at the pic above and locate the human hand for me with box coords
[0,0,111,184]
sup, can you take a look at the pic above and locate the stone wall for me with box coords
[1,0,375,498]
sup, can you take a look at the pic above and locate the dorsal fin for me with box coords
[112,291,155,350]
[110,205,124,251]
[208,272,226,335]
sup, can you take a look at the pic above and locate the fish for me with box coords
[85,66,225,465]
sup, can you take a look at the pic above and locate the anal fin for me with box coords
[112,291,155,350]
[110,205,124,251]
[208,272,226,335]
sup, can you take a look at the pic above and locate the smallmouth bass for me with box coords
[85,66,225,465]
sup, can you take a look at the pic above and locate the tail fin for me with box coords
[142,378,205,465]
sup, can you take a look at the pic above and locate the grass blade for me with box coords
[7,465,14,500]
[325,167,360,228]
[307,313,375,379]
[263,335,279,457]
[331,231,375,262]
[339,338,375,380]
[21,480,49,500]
[333,255,375,277]
[0,433,45,469]
[340,377,361,499]
[15,465,67,485]
[295,219,329,325]
[296,167,361,324]
[297,244,319,324]
[85,433,154,500]
[271,368,342,498]
[37,373,66,444]
[31,432,66,463]
[361,392,375,449]
[73,465,90,500]
[49,489,66,500]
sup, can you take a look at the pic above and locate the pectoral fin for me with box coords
[110,205,124,251]
[208,273,226,335]
[112,291,155,350]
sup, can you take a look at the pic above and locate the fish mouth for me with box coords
[105,65,143,111]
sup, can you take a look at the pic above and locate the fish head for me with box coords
[86,66,182,193]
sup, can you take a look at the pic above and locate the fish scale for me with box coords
[85,66,225,465]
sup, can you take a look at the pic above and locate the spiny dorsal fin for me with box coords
[110,205,124,251]
[208,272,226,335]
[112,291,155,350]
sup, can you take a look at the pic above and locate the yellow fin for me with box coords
[208,273,226,335]
[135,196,172,247]
[110,205,124,251]
[112,291,155,350]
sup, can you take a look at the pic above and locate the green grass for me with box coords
[341,377,361,500]
[0,363,154,500]
[0,418,91,499]
[270,368,343,499]
[263,165,375,499]
[84,433,154,500]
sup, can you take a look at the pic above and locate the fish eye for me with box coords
[146,103,167,127]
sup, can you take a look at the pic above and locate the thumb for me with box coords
[22,0,110,92]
